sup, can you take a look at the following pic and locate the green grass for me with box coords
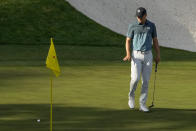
[1,0,196,130]
[0,63,196,131]
[0,44,196,67]
[0,44,196,131]
[0,0,123,46]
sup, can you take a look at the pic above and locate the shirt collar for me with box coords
[137,19,149,25]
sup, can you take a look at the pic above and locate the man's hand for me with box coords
[153,37,160,64]
[155,55,160,64]
[123,54,131,61]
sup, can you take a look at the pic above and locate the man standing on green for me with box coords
[123,7,160,112]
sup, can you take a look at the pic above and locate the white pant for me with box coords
[129,50,153,106]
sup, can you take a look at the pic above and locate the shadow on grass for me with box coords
[1,45,196,67]
[0,104,196,131]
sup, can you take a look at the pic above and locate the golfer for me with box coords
[123,7,160,112]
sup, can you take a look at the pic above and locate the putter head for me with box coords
[149,103,154,108]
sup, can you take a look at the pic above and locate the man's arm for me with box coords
[123,37,132,61]
[153,37,160,63]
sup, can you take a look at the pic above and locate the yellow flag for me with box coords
[46,38,60,77]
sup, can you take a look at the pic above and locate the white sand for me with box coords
[67,0,196,52]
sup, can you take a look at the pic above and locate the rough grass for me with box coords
[0,0,123,46]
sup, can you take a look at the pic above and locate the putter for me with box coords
[149,62,158,108]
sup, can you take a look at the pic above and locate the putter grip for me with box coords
[155,63,158,72]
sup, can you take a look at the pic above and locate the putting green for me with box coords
[0,59,196,130]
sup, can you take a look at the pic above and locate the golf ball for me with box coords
[37,119,40,122]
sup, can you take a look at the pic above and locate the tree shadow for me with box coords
[0,104,196,131]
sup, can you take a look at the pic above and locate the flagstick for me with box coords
[50,76,53,131]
